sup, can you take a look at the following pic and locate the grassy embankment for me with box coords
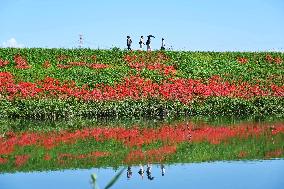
[0,48,283,120]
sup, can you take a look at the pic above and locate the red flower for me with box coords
[88,63,109,69]
[274,57,282,64]
[0,59,10,67]
[43,61,51,68]
[14,55,31,69]
[237,57,248,64]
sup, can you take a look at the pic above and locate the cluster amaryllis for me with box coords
[57,62,109,69]
[14,54,31,69]
[124,53,176,76]
[236,55,283,65]
[1,72,284,103]
[266,55,283,64]
[0,58,9,67]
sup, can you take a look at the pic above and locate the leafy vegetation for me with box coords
[0,48,283,119]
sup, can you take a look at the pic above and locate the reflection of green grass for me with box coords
[169,134,284,163]
[0,97,283,120]
[1,132,283,173]
[1,116,284,133]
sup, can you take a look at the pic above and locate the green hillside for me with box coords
[0,48,283,119]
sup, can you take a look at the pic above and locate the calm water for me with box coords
[1,118,284,188]
[1,160,283,189]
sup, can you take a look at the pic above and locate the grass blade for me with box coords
[104,168,126,189]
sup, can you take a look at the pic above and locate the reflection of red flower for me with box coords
[124,145,177,163]
[0,157,8,164]
[57,151,110,164]
[265,149,283,159]
[15,155,30,167]
[44,154,51,161]
[1,121,284,160]
[238,151,247,158]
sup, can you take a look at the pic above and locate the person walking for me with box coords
[127,36,132,50]
[146,35,155,51]
[161,38,166,50]
[139,36,145,49]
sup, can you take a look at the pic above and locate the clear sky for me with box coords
[0,0,284,51]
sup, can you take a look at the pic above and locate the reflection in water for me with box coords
[1,160,284,189]
[127,164,166,180]
[146,163,154,180]
[161,164,165,176]
[0,119,284,173]
[138,164,144,179]
[91,167,126,189]
[127,166,132,179]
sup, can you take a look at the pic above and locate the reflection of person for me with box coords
[146,163,154,180]
[127,166,132,179]
[186,122,192,141]
[138,164,144,179]
[270,125,275,144]
[127,36,132,50]
[139,36,145,49]
[161,164,165,176]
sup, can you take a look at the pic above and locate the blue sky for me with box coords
[0,0,284,51]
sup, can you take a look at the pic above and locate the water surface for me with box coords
[1,160,283,189]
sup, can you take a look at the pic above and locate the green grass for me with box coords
[0,48,283,119]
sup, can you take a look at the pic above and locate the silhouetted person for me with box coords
[146,35,155,51]
[127,36,132,50]
[146,163,154,180]
[160,38,166,50]
[127,166,132,179]
[139,36,145,49]
[138,164,144,179]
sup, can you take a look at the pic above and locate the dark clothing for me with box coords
[127,38,132,50]
[146,39,150,45]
